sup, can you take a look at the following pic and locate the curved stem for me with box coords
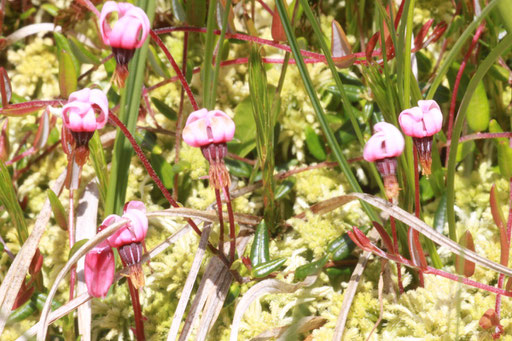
[149,30,199,111]
[215,188,226,259]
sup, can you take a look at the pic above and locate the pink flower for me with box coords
[182,109,236,148]
[363,122,404,162]
[62,88,108,133]
[105,201,148,248]
[84,240,115,298]
[99,1,150,50]
[398,100,443,138]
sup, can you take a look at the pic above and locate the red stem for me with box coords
[127,278,145,341]
[215,188,226,259]
[446,22,485,149]
[149,30,199,111]
[225,186,237,264]
[256,0,273,15]
[494,177,512,336]
[173,31,189,201]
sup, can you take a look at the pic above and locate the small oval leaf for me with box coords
[252,257,287,278]
[47,189,68,231]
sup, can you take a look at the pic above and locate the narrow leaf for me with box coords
[305,125,326,161]
[47,189,67,231]
[252,258,287,278]
[331,20,355,68]
[295,255,328,281]
[151,97,177,121]
[88,132,108,204]
[0,67,12,107]
[250,221,270,267]
[0,119,9,162]
[272,4,287,42]
[0,161,28,243]
[171,0,187,22]
[455,231,476,277]
[433,193,448,234]
[68,239,89,260]
[58,49,78,98]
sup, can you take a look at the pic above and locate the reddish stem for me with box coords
[173,31,189,201]
[446,22,485,149]
[77,0,100,18]
[444,132,512,147]
[149,30,199,111]
[127,278,145,341]
[256,0,273,15]
[215,188,226,259]
[494,177,512,337]
[224,186,237,264]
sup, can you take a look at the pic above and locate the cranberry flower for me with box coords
[183,108,235,189]
[99,1,150,86]
[62,88,108,135]
[84,201,148,297]
[399,100,443,175]
[84,239,115,298]
[364,122,404,199]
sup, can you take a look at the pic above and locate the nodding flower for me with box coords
[399,100,443,175]
[84,201,148,297]
[99,1,150,86]
[182,108,235,189]
[363,122,404,199]
[61,88,108,166]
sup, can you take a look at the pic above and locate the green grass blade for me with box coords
[275,0,379,222]
[88,131,107,205]
[104,0,155,215]
[446,34,512,241]
[202,0,217,109]
[210,0,232,108]
[0,162,28,243]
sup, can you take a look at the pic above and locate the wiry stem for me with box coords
[224,186,236,264]
[149,30,199,111]
[389,212,404,293]
[127,276,145,340]
[215,188,226,259]
[412,146,425,287]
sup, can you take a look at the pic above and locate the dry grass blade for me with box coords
[324,193,512,277]
[332,232,375,341]
[0,170,66,337]
[229,276,317,341]
[75,181,99,341]
[250,316,327,341]
[167,223,212,341]
[19,224,192,340]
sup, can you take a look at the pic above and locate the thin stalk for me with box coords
[446,22,485,148]
[402,0,415,108]
[173,32,189,201]
[127,278,145,340]
[494,177,512,337]
[149,30,198,111]
[68,188,76,301]
[215,188,226,259]
[225,187,236,264]
[413,147,425,287]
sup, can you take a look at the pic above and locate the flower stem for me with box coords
[389,210,404,293]
[215,188,226,259]
[149,30,198,111]
[224,186,236,264]
[413,146,425,287]
[127,278,145,341]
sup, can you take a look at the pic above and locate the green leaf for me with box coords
[186,0,206,26]
[68,37,100,65]
[150,153,174,189]
[294,255,328,281]
[228,97,256,157]
[225,158,252,178]
[47,189,68,231]
[489,119,512,178]
[251,257,287,278]
[223,282,240,307]
[151,97,177,121]
[53,32,80,76]
[466,81,490,132]
[275,179,295,200]
[250,221,270,267]
[433,193,447,234]
[20,7,36,20]
[41,4,59,16]
[88,132,108,204]
[419,176,434,202]
[148,45,171,78]
[305,125,326,161]
[172,0,187,22]
[0,162,28,243]
[327,226,369,261]
[58,49,78,98]
[68,239,89,260]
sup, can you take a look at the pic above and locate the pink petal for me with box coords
[107,201,148,248]
[182,119,210,147]
[363,122,404,162]
[84,241,115,298]
[185,108,209,126]
[99,1,120,45]
[399,107,426,138]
